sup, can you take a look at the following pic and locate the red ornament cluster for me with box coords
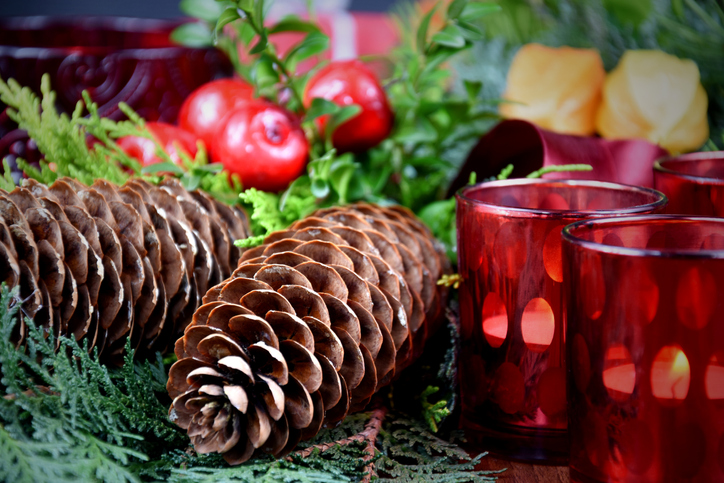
[118,60,392,192]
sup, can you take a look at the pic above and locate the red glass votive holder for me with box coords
[456,179,666,464]
[563,216,724,482]
[654,152,724,216]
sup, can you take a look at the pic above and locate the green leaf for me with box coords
[332,105,361,126]
[457,20,484,41]
[326,104,361,139]
[254,54,280,90]
[237,0,254,13]
[447,0,468,20]
[194,162,224,173]
[603,0,652,27]
[394,117,437,144]
[285,31,329,66]
[179,0,225,22]
[459,2,501,22]
[215,7,241,40]
[141,162,185,175]
[311,178,330,198]
[416,5,437,53]
[170,22,213,48]
[305,97,340,122]
[253,0,266,31]
[237,20,256,46]
[269,16,321,34]
[464,79,482,100]
[184,173,203,191]
[328,156,357,204]
[431,24,466,48]
[249,33,269,54]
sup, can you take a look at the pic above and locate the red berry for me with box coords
[178,78,255,152]
[304,60,393,153]
[117,122,198,167]
[212,102,308,192]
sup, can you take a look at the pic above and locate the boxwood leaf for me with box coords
[170,23,213,48]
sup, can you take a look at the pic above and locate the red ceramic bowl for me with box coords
[0,16,232,181]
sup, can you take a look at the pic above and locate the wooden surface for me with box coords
[475,456,569,482]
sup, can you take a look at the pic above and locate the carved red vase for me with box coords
[0,16,232,181]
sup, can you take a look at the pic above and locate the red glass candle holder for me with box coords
[654,152,724,216]
[456,179,666,464]
[563,216,724,482]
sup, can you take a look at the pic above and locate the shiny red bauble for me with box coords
[178,78,255,152]
[117,122,198,167]
[304,60,393,153]
[211,102,308,192]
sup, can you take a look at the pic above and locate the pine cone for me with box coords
[168,203,449,464]
[0,177,250,363]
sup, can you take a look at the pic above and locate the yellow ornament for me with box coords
[596,50,709,153]
[500,44,605,136]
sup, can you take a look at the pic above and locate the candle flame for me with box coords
[672,350,689,375]
[651,346,690,402]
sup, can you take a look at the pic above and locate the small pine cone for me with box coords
[0,177,250,363]
[168,203,449,464]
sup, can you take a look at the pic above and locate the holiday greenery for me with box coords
[0,283,497,482]
[0,75,240,205]
[172,0,501,253]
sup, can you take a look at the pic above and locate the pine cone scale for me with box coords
[0,177,250,362]
[169,203,450,462]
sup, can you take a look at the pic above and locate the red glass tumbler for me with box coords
[563,216,724,482]
[654,151,724,216]
[456,179,666,464]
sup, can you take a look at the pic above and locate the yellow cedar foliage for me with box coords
[500,43,605,136]
[596,50,709,153]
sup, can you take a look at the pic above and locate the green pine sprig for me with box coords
[0,74,243,205]
[0,75,134,186]
[0,284,186,483]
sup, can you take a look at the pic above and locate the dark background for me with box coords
[0,0,396,17]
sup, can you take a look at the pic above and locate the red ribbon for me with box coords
[450,120,669,194]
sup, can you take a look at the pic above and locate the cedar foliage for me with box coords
[0,283,494,482]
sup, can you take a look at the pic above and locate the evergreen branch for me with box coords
[437,273,461,289]
[0,74,242,204]
[526,163,593,178]
[294,405,387,482]
[496,164,514,180]
[0,283,187,482]
[0,74,133,186]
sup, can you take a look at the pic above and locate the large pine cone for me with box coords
[0,177,250,363]
[168,203,449,464]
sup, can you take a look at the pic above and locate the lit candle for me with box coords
[705,363,724,400]
[521,298,555,353]
[651,347,690,401]
[602,346,635,398]
[603,364,636,396]
[483,314,508,348]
